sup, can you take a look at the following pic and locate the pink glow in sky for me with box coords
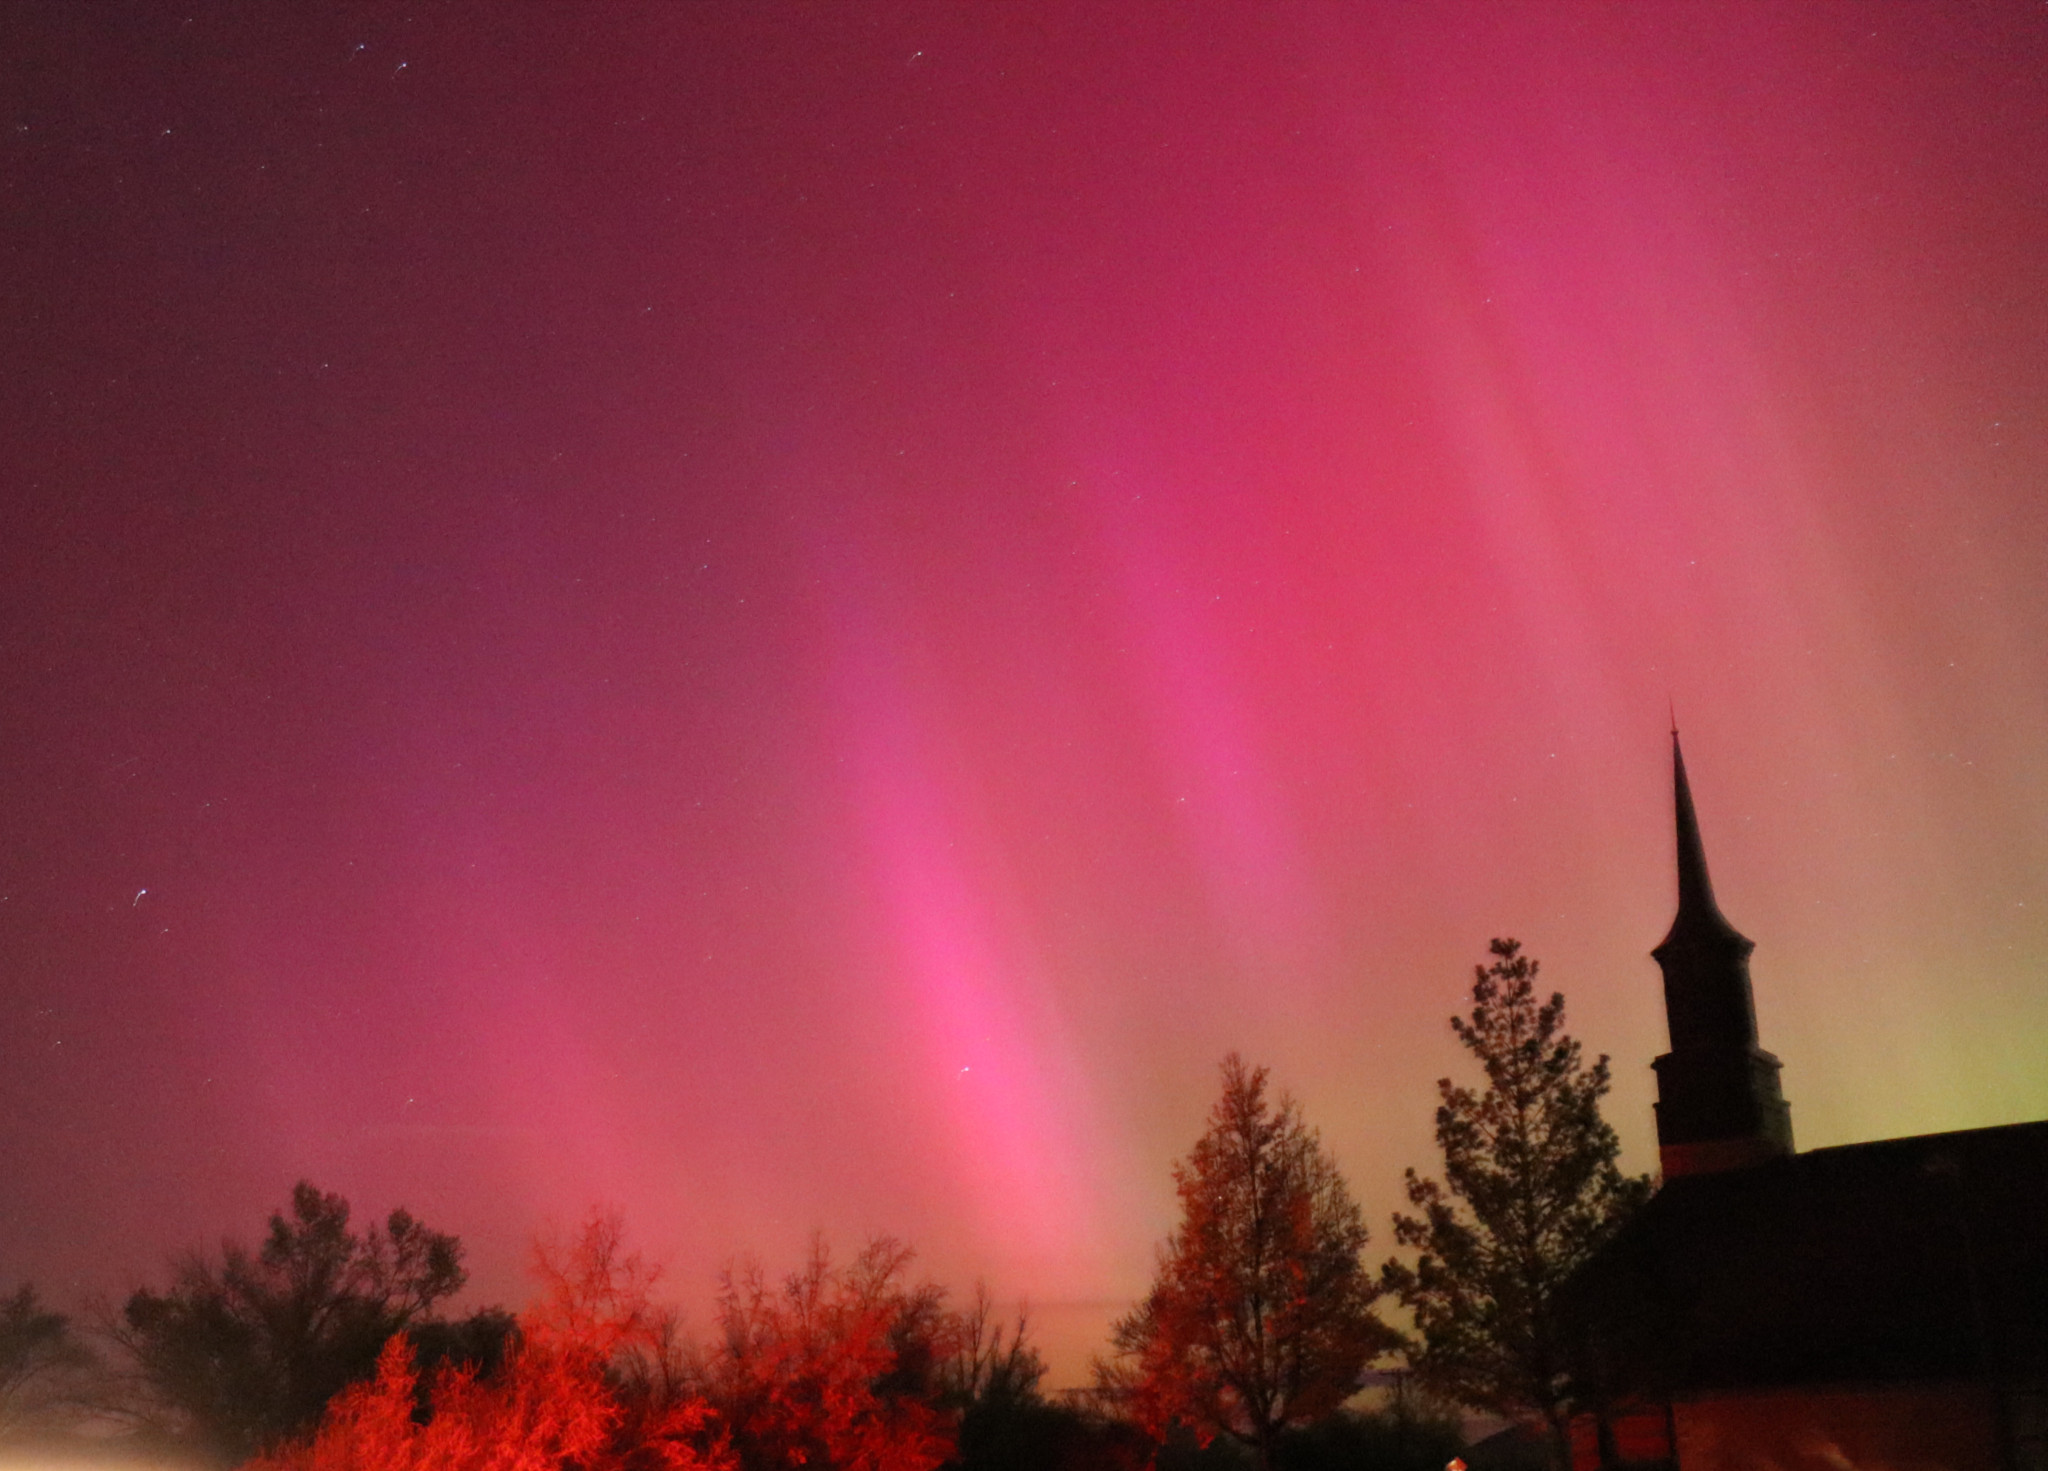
[4,4,2046,1383]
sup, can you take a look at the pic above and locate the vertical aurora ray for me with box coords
[1079,467,1329,991]
[811,518,1116,1291]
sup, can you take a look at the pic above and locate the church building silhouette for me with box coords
[1559,736,2047,1471]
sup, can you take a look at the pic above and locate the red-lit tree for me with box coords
[253,1214,730,1471]
[259,1222,982,1471]
[705,1236,959,1471]
[1099,1055,1396,1471]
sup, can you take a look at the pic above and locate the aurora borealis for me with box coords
[4,4,2046,1383]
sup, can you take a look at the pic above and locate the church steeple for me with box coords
[1650,732,1794,1177]
[1672,732,1724,930]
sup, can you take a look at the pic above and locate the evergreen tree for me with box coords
[1382,940,1650,1468]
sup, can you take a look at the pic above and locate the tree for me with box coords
[254,1214,731,1471]
[0,1283,92,1442]
[937,1284,1053,1471]
[263,1220,1053,1471]
[1100,1055,1396,1471]
[941,1283,1044,1411]
[705,1236,960,1471]
[118,1180,478,1463]
[1381,939,1651,1468]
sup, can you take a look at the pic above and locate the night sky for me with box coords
[5,4,2046,1385]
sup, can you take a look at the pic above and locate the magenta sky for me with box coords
[4,4,2046,1384]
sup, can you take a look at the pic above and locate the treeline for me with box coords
[1,939,1645,1471]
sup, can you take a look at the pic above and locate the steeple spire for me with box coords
[1660,730,1746,957]
[1649,732,1794,1177]
[1672,730,1719,922]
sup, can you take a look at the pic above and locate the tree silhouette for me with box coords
[0,1283,92,1442]
[1101,1055,1396,1471]
[117,1181,475,1462]
[937,1283,1060,1471]
[1382,939,1650,1468]
[941,1283,1044,1412]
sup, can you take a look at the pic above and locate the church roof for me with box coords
[1561,1119,2048,1396]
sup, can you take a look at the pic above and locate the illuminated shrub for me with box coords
[704,1237,958,1471]
[256,1223,968,1471]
